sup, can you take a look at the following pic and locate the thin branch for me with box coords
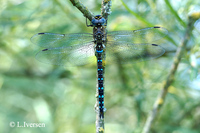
[142,12,200,133]
[69,0,94,21]
[101,0,112,20]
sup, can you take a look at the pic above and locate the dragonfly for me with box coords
[31,15,168,119]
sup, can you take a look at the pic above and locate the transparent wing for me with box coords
[107,27,168,43]
[106,42,165,63]
[31,32,93,48]
[35,42,96,66]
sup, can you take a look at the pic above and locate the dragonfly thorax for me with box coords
[93,28,105,41]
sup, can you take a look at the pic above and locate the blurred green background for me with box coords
[0,0,200,133]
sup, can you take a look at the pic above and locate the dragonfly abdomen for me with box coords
[97,56,105,118]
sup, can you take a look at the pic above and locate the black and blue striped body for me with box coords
[91,15,106,119]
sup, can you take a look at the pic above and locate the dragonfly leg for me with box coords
[86,17,93,27]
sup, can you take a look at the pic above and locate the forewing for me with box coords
[31,33,93,48]
[35,42,96,66]
[107,27,168,43]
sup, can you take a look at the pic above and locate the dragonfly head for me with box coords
[91,15,106,26]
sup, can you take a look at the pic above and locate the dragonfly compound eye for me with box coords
[91,15,106,26]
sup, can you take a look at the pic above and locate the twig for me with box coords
[142,12,200,133]
[101,0,112,20]
[69,0,94,21]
